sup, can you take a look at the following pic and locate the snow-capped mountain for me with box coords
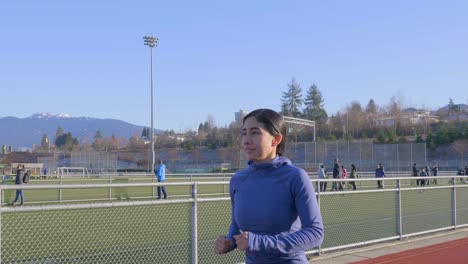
[0,114,161,149]
[29,113,74,119]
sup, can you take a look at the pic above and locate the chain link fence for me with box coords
[281,140,428,171]
[1,177,468,263]
[33,141,431,174]
[32,141,468,175]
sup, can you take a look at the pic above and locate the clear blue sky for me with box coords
[1,1,467,131]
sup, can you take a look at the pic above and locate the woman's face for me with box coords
[241,117,281,163]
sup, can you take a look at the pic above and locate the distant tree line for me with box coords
[32,80,467,154]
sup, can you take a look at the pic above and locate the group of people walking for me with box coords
[317,159,359,192]
[412,163,439,187]
[317,161,389,191]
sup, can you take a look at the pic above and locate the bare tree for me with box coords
[206,115,216,130]
[452,139,468,162]
[346,101,365,138]
[168,149,179,163]
[127,133,146,150]
[191,148,202,165]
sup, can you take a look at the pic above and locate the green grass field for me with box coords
[1,177,467,263]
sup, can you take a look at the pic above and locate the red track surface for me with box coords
[352,237,468,264]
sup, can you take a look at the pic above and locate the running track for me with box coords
[352,237,468,264]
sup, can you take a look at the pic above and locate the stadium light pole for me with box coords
[143,35,158,174]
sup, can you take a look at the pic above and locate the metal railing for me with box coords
[1,175,467,263]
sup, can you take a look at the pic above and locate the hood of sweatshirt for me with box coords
[247,155,291,170]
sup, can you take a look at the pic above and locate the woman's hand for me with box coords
[214,235,234,254]
[233,231,249,251]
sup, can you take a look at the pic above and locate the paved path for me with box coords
[309,228,468,264]
[353,237,468,264]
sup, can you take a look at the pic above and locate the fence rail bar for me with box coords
[1,174,468,263]
[0,198,194,213]
[403,226,456,238]
[319,236,401,253]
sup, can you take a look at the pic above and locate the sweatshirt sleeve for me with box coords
[247,169,324,254]
[226,177,241,248]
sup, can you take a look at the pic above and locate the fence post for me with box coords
[315,179,322,255]
[452,177,457,229]
[109,174,112,201]
[424,143,427,163]
[396,179,402,240]
[223,174,226,195]
[410,143,413,166]
[191,182,198,264]
[397,144,400,171]
[59,175,63,203]
[314,141,317,165]
[152,173,155,199]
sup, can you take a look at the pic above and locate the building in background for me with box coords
[235,109,248,122]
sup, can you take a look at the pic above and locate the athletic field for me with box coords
[1,175,467,263]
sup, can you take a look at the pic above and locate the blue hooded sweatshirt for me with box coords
[226,156,324,264]
[155,164,166,181]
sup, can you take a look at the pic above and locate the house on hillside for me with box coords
[445,113,468,122]
[436,103,468,122]
[401,108,439,125]
[376,108,439,127]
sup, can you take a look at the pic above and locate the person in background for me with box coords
[349,164,358,191]
[425,165,432,186]
[11,164,27,206]
[413,163,420,186]
[214,108,324,263]
[457,168,466,183]
[375,163,385,189]
[419,167,427,192]
[323,167,328,192]
[465,166,468,183]
[317,164,326,192]
[331,159,343,191]
[341,165,348,189]
[431,163,438,184]
[154,160,168,199]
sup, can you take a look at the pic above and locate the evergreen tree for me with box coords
[365,99,377,115]
[94,130,103,140]
[55,126,64,141]
[93,130,104,150]
[197,123,204,133]
[448,98,459,114]
[303,83,327,122]
[280,78,303,117]
[141,128,148,139]
[55,131,79,150]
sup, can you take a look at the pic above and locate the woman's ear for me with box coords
[272,134,283,147]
